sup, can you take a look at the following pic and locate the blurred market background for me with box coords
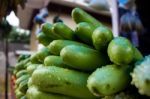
[0,0,111,98]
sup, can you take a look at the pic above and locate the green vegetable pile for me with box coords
[13,8,150,99]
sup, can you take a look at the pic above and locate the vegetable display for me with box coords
[13,8,149,99]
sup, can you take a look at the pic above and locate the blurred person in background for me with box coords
[118,0,150,56]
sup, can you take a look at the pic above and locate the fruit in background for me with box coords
[92,26,113,51]
[37,32,53,46]
[44,55,69,68]
[32,66,97,98]
[87,64,131,97]
[131,55,150,96]
[53,22,76,40]
[60,45,109,71]
[41,22,63,39]
[47,40,90,55]
[107,37,134,65]
[72,8,102,27]
[75,22,95,45]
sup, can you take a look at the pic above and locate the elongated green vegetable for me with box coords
[72,8,102,27]
[75,22,95,45]
[32,66,97,99]
[53,22,76,40]
[30,53,42,64]
[107,37,134,65]
[44,55,69,68]
[19,79,29,94]
[30,47,50,63]
[26,86,75,99]
[15,58,30,70]
[20,96,26,99]
[26,64,39,75]
[47,40,90,55]
[28,77,33,88]
[41,22,63,39]
[16,70,28,78]
[132,47,143,62]
[87,64,131,97]
[37,32,53,46]
[92,26,113,51]
[16,74,30,86]
[60,45,109,71]
[15,89,24,99]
